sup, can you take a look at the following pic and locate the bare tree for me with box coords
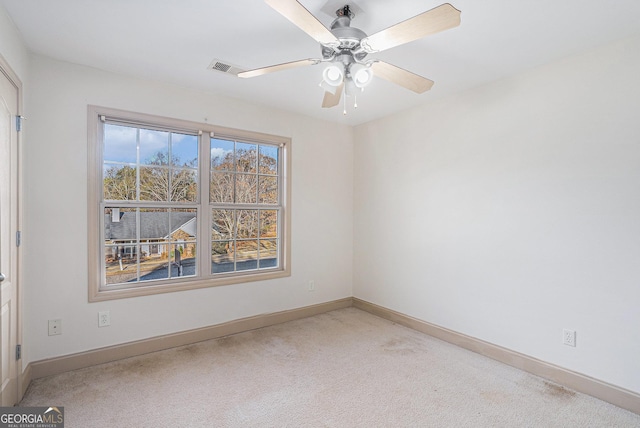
[140,152,197,202]
[104,152,197,202]
[210,145,279,263]
[104,165,136,200]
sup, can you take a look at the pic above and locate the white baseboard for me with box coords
[352,297,640,415]
[28,298,352,380]
[19,363,31,401]
[22,296,639,415]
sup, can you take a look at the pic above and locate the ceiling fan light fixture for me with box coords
[350,63,374,88]
[322,64,344,86]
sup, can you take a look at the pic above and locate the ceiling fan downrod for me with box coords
[336,5,354,19]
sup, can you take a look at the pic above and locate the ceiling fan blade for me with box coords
[371,61,434,94]
[238,59,318,78]
[322,83,344,108]
[265,0,340,47]
[361,3,461,53]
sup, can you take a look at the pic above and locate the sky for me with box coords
[104,123,198,166]
[104,123,279,171]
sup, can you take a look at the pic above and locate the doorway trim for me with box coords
[0,52,24,403]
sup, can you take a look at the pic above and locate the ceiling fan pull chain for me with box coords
[354,94,358,109]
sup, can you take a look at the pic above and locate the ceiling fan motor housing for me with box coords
[321,10,368,61]
[331,16,366,48]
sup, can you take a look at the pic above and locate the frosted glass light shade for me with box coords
[322,65,344,86]
[351,63,373,88]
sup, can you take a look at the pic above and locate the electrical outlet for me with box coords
[308,280,315,291]
[48,319,62,336]
[563,329,576,347]
[98,311,111,327]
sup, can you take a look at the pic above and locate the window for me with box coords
[210,139,280,274]
[88,106,290,301]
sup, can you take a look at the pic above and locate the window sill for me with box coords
[89,268,291,302]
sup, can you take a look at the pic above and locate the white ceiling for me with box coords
[2,0,640,125]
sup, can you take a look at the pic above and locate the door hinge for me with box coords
[16,115,25,132]
[16,344,21,360]
[16,231,21,247]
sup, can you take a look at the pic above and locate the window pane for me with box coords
[236,142,257,173]
[211,138,234,171]
[171,133,198,168]
[211,241,234,273]
[171,208,197,277]
[140,128,169,166]
[140,208,169,240]
[140,166,169,201]
[104,207,137,241]
[236,174,257,203]
[171,168,198,202]
[212,209,235,240]
[139,244,170,282]
[259,145,278,175]
[104,207,139,285]
[104,124,137,163]
[141,239,168,260]
[210,172,234,203]
[170,243,196,278]
[259,175,278,204]
[259,239,278,269]
[237,210,258,239]
[105,244,138,285]
[260,210,278,238]
[236,240,258,271]
[171,209,197,241]
[103,164,137,201]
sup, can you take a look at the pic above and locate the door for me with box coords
[0,63,20,406]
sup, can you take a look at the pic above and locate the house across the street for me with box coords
[104,209,196,261]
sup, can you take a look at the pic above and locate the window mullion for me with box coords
[200,131,211,279]
[168,132,173,203]
[136,128,141,201]
[136,207,141,282]
[210,202,275,210]
[167,208,173,280]
[233,209,238,272]
[257,208,261,268]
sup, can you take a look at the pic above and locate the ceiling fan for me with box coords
[238,0,461,113]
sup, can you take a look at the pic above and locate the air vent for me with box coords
[213,62,230,72]
[208,59,245,76]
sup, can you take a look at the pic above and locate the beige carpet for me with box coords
[20,308,640,427]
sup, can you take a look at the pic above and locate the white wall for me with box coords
[354,34,640,393]
[0,5,28,82]
[23,55,353,364]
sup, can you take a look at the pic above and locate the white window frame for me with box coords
[88,106,291,302]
